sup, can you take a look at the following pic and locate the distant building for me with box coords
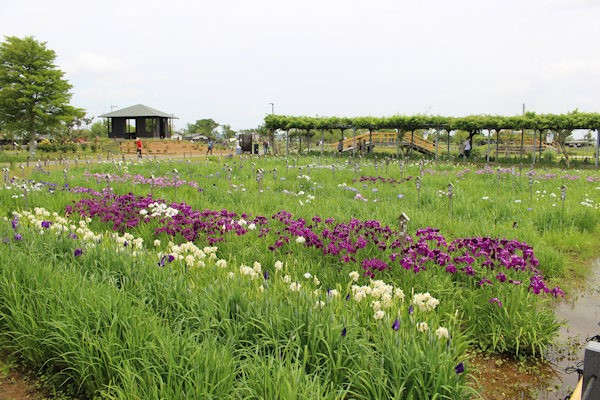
[100,104,177,140]
[566,139,593,147]
[183,134,209,141]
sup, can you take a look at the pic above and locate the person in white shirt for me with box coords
[463,139,471,158]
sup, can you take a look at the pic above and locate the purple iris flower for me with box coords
[455,362,465,374]
[489,298,503,307]
[341,327,347,337]
[11,217,18,230]
[74,248,83,257]
[41,220,52,229]
[408,305,414,315]
[167,254,175,263]
[14,233,23,241]
[392,318,400,331]
[263,271,269,280]
[158,255,166,268]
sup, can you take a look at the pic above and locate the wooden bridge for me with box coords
[493,140,557,155]
[332,132,558,157]
[333,132,436,155]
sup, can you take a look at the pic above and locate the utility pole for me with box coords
[520,103,525,160]
[269,103,274,115]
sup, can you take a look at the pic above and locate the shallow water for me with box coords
[542,258,600,399]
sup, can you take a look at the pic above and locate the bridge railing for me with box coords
[330,132,436,154]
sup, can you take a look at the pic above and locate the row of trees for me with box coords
[264,113,600,132]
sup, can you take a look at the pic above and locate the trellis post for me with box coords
[415,176,421,207]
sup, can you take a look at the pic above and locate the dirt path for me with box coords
[0,361,52,400]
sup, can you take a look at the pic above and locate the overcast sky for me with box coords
[2,0,600,131]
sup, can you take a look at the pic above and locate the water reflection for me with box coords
[544,258,600,399]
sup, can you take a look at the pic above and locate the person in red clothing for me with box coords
[135,138,142,158]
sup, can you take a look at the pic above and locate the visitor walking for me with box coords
[207,139,213,155]
[463,139,471,158]
[135,138,142,159]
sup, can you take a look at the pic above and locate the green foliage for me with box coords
[542,149,557,162]
[0,219,473,399]
[461,284,561,357]
[264,112,600,138]
[89,120,108,137]
[0,36,79,143]
[186,118,219,137]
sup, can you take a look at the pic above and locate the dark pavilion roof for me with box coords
[99,104,177,119]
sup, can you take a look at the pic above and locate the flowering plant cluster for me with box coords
[1,178,58,196]
[66,191,269,244]
[390,227,563,298]
[65,191,562,298]
[83,172,202,191]
[4,207,456,341]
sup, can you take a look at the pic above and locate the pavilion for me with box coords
[100,104,177,140]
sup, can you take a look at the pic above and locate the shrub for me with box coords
[542,149,557,162]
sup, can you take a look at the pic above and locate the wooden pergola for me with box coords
[100,104,177,140]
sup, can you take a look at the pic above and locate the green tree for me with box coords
[188,119,219,137]
[221,124,236,140]
[0,36,80,144]
[52,109,91,144]
[584,130,594,144]
[89,120,108,137]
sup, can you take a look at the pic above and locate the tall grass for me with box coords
[0,220,473,398]
[0,155,598,398]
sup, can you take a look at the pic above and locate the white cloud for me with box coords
[62,52,130,75]
[2,0,600,130]
[77,87,145,100]
[540,59,600,81]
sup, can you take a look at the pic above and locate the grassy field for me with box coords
[0,153,598,398]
